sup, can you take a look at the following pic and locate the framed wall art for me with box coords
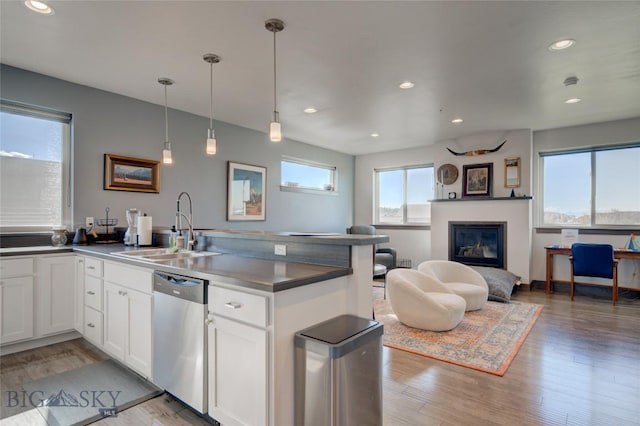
[504,157,521,188]
[103,153,160,193]
[227,161,266,221]
[462,162,493,198]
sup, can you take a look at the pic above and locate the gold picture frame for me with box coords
[104,154,160,193]
[504,157,521,188]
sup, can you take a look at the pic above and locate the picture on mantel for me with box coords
[462,163,493,198]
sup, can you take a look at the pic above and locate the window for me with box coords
[0,101,71,231]
[541,145,640,226]
[281,157,336,192]
[375,165,434,224]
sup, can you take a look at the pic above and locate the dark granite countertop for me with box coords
[1,244,352,293]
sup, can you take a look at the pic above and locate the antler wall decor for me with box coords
[447,140,507,156]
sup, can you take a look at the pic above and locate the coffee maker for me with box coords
[124,208,139,246]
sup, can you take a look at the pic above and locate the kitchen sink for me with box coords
[112,248,221,262]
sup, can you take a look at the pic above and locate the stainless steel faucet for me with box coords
[176,191,196,250]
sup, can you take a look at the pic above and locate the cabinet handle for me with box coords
[87,266,95,270]
[87,290,95,295]
[87,323,95,328]
[224,301,243,310]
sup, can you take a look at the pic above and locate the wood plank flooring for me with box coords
[1,287,639,425]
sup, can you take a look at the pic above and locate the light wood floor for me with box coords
[1,287,639,426]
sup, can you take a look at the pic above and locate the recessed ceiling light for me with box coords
[371,133,380,138]
[398,81,415,89]
[565,98,582,104]
[303,107,317,114]
[24,0,54,15]
[451,118,463,124]
[549,39,575,51]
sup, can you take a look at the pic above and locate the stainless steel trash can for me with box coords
[294,314,383,426]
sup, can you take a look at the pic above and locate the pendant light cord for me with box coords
[164,84,169,143]
[209,61,214,129]
[273,29,278,120]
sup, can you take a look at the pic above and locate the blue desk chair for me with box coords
[570,243,619,305]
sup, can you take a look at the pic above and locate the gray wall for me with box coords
[1,65,354,233]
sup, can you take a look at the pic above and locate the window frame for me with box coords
[539,143,640,229]
[0,100,72,232]
[279,156,337,195]
[374,164,434,226]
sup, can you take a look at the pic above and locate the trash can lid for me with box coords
[298,314,378,345]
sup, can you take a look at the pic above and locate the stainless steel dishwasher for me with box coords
[153,271,208,414]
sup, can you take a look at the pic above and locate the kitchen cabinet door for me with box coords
[103,281,127,360]
[0,276,34,344]
[208,315,268,426]
[0,257,34,345]
[125,286,152,377]
[36,255,75,336]
[103,281,152,377]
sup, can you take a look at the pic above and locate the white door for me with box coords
[208,315,268,426]
[103,281,127,359]
[36,256,75,336]
[125,287,152,377]
[0,276,34,344]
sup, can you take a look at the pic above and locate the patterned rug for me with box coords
[374,293,543,376]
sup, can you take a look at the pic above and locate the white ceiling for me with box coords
[2,1,640,156]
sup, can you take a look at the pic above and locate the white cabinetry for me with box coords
[102,261,152,378]
[0,257,34,344]
[74,257,84,333]
[36,255,75,336]
[83,257,103,346]
[208,285,269,426]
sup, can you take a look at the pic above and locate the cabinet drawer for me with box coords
[209,286,268,328]
[85,276,102,311]
[84,306,103,345]
[85,257,103,277]
[103,262,152,294]
[0,258,34,278]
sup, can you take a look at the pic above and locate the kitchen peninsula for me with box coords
[0,229,388,426]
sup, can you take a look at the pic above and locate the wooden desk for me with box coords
[545,246,640,294]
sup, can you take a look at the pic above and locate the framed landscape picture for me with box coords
[103,154,160,193]
[462,162,493,198]
[227,161,266,221]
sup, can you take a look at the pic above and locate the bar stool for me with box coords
[373,263,387,299]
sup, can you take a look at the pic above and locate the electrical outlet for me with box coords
[85,216,94,227]
[274,244,287,256]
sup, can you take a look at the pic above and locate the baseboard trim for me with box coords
[0,331,82,356]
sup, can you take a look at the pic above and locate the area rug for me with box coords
[22,359,162,425]
[374,294,543,376]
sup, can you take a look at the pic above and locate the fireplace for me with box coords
[449,221,506,268]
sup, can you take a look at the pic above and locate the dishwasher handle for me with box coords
[153,271,208,304]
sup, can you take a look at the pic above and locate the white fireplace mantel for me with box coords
[431,198,532,283]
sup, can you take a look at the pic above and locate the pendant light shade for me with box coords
[269,120,281,142]
[203,53,221,155]
[158,77,174,164]
[265,18,285,143]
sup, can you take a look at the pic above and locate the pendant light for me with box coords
[203,54,221,155]
[158,78,174,164]
[265,18,285,142]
